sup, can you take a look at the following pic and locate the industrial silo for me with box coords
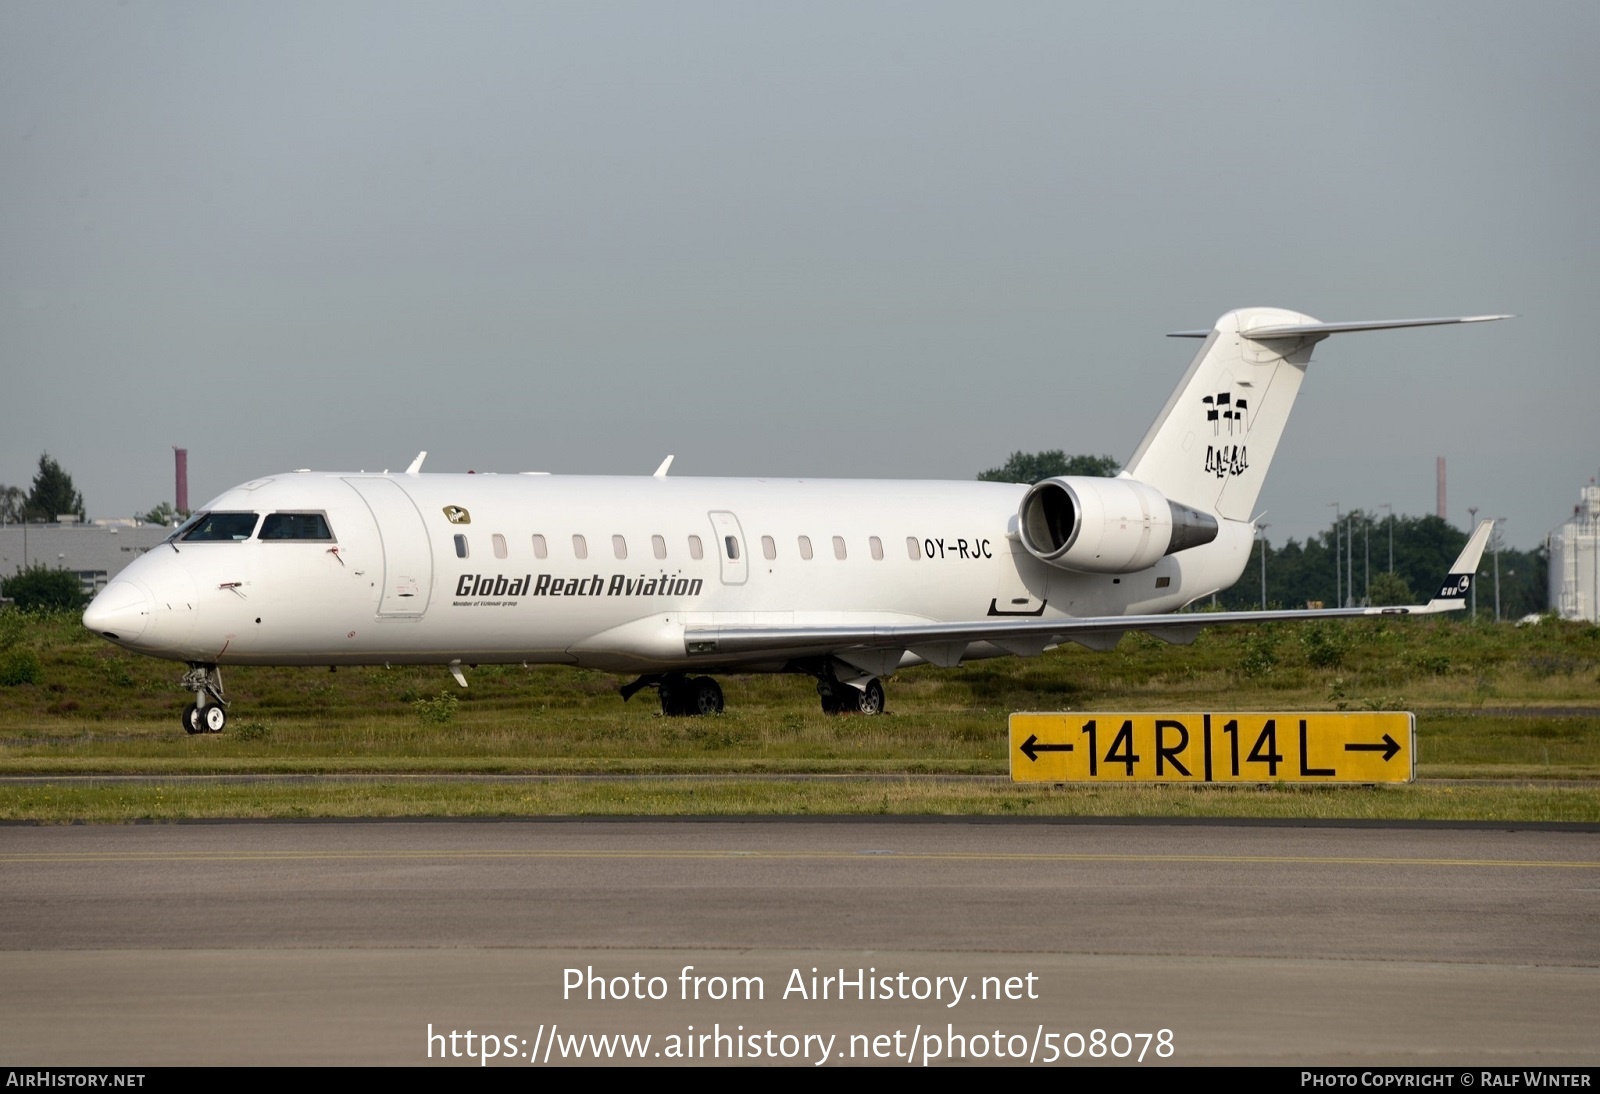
[1549,484,1600,622]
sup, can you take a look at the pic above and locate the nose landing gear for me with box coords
[179,663,228,734]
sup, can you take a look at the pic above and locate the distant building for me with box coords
[1548,484,1600,622]
[0,521,172,597]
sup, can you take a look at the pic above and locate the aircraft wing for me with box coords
[682,522,1494,669]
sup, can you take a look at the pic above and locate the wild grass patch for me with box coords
[1,610,1597,822]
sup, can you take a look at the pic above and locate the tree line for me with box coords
[1,454,185,611]
[2,453,184,527]
[0,454,86,524]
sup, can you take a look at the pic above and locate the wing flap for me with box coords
[909,641,969,667]
[836,648,906,678]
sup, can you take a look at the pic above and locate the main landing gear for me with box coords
[817,675,885,716]
[618,669,887,717]
[620,673,725,716]
[179,663,228,734]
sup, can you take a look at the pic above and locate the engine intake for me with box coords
[1017,477,1218,574]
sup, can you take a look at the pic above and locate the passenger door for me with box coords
[343,478,435,617]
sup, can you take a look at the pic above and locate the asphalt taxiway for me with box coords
[2,818,1596,1066]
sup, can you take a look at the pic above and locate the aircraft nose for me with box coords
[83,580,153,642]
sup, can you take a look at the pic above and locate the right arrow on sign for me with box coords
[1343,734,1401,762]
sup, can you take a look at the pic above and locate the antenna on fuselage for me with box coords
[405,451,427,476]
[653,455,674,477]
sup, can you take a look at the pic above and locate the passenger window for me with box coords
[724,535,740,561]
[572,534,588,560]
[688,535,704,561]
[532,534,548,559]
[613,534,627,560]
[869,536,883,560]
[652,534,667,560]
[259,512,333,541]
[181,512,259,542]
[761,535,776,561]
[906,536,921,560]
[798,535,813,560]
[492,534,508,559]
[454,534,469,559]
[833,536,847,560]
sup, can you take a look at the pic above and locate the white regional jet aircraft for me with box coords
[85,307,1502,733]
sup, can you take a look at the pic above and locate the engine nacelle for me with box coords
[1017,477,1219,574]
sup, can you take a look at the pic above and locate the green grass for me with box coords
[2,609,1598,821]
[3,779,1596,824]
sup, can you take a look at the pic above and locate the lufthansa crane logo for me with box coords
[442,505,472,525]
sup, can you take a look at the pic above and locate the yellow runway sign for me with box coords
[1009,712,1414,784]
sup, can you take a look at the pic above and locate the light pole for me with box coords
[1258,523,1270,609]
[1347,514,1354,607]
[1380,502,1394,574]
[1330,503,1341,609]
[1467,506,1479,619]
[1363,512,1370,605]
[1492,518,1506,622]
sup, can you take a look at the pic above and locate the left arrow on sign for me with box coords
[1020,734,1074,763]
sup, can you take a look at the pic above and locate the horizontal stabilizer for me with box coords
[1169,314,1511,339]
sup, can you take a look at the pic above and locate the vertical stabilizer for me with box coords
[1123,307,1322,522]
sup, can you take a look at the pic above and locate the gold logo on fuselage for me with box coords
[443,505,471,525]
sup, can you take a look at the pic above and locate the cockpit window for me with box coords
[259,512,334,541]
[180,512,260,542]
[163,511,206,543]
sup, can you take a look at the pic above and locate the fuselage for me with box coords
[83,470,1256,673]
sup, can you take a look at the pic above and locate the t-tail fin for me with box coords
[1122,308,1510,521]
[1419,519,1495,613]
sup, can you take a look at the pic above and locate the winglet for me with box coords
[653,455,675,478]
[405,451,427,476]
[1418,521,1495,614]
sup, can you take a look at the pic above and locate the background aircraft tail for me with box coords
[1122,308,1509,522]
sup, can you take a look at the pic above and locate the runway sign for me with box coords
[1009,711,1414,784]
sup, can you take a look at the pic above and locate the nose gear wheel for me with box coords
[177,663,229,734]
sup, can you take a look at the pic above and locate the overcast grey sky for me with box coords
[2,1,1593,548]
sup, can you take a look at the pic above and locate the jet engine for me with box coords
[1016,477,1219,574]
